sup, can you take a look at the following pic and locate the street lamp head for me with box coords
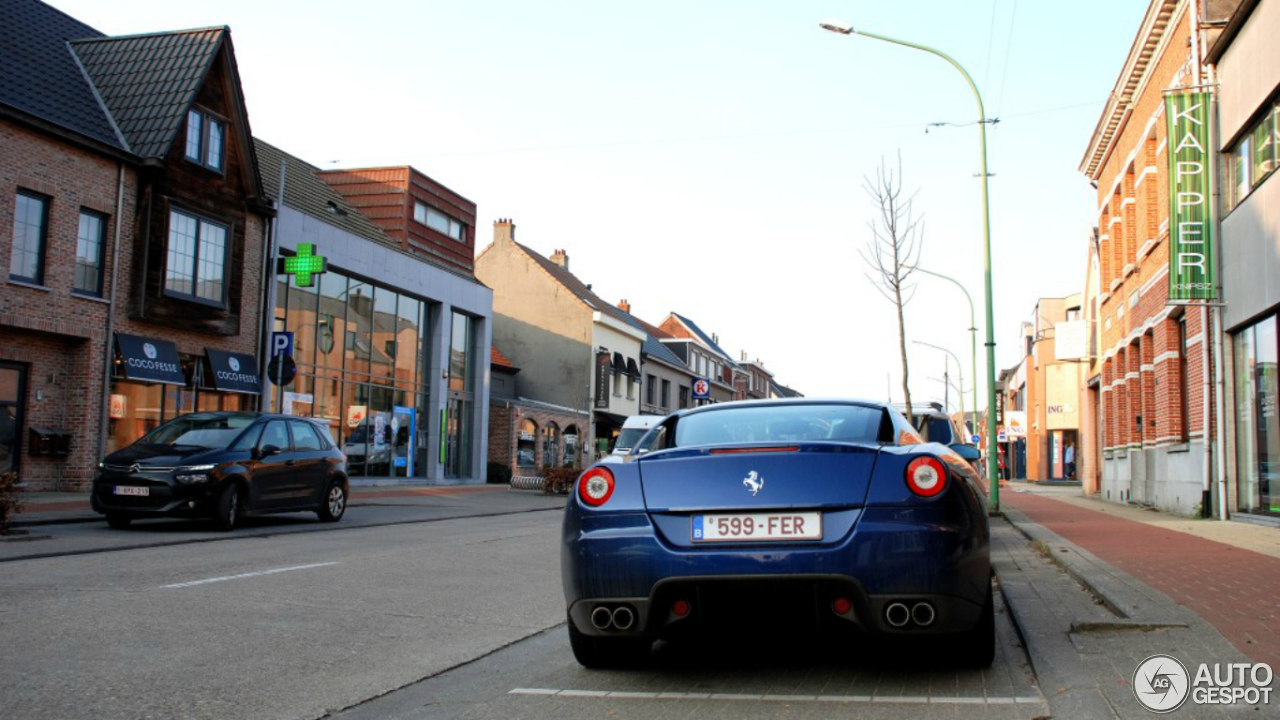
[818,18,854,35]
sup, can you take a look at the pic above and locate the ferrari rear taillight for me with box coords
[905,456,947,497]
[577,467,615,507]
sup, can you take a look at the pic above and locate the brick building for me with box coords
[318,167,477,277]
[1,0,271,490]
[1080,0,1212,515]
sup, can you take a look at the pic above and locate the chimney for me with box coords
[618,299,631,314]
[551,248,569,271]
[493,218,515,245]
[712,333,718,345]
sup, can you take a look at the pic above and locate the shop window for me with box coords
[563,425,579,467]
[396,295,422,386]
[346,281,374,377]
[317,272,348,369]
[542,422,561,467]
[517,419,537,468]
[372,287,397,381]
[1235,316,1280,515]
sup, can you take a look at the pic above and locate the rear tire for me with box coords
[317,479,347,522]
[105,513,131,529]
[568,620,649,669]
[214,483,241,531]
[952,582,995,668]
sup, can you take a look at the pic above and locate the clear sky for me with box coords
[48,0,1149,412]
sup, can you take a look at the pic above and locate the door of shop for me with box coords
[0,363,25,474]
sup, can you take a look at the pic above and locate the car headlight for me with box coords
[175,464,217,484]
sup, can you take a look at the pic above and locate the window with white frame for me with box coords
[185,108,225,172]
[414,201,465,241]
[165,209,228,305]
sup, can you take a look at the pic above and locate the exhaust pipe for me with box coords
[911,602,936,627]
[611,605,636,631]
[885,602,910,628]
[591,606,614,630]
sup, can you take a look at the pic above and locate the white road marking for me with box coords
[507,688,1046,705]
[160,562,339,589]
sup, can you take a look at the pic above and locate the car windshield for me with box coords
[674,404,884,447]
[926,417,955,444]
[137,414,257,449]
[614,428,648,450]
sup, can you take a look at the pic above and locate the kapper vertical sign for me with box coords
[1165,93,1216,301]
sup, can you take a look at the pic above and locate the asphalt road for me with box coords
[0,492,1045,720]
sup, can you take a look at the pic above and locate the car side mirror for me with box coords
[949,443,981,462]
[257,444,282,459]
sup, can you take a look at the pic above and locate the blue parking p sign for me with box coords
[271,331,294,358]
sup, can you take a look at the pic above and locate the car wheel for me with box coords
[317,479,347,522]
[214,483,241,531]
[105,512,132,529]
[952,582,995,668]
[568,618,649,669]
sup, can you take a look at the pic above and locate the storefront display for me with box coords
[1234,314,1280,515]
[106,334,259,454]
[276,268,438,479]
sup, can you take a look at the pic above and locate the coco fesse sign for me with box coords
[1165,92,1217,301]
[1132,654,1273,713]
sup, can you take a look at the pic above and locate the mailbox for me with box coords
[29,427,72,457]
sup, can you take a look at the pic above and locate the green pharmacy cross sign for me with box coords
[277,244,328,287]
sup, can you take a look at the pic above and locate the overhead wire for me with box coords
[993,0,1020,118]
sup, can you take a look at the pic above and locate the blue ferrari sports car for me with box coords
[561,399,993,668]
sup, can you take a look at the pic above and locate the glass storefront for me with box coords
[107,349,254,454]
[275,267,437,480]
[444,312,475,478]
[1234,314,1280,515]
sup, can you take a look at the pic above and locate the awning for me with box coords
[612,352,627,374]
[115,333,185,385]
[594,411,628,427]
[625,357,641,378]
[206,349,262,394]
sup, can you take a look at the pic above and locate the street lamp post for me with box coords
[915,267,977,440]
[914,340,963,424]
[821,19,1000,513]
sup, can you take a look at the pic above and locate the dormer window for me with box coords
[414,201,465,241]
[185,108,224,172]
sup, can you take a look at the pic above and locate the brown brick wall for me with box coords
[1093,8,1213,460]
[0,122,134,490]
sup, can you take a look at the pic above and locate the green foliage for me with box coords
[542,465,582,495]
[0,471,22,535]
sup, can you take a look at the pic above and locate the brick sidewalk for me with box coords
[1004,490,1280,670]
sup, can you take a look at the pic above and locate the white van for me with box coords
[610,415,663,458]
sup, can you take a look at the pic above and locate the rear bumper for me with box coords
[562,505,989,638]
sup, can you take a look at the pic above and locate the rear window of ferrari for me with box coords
[674,404,886,447]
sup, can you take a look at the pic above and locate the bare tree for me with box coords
[860,154,924,426]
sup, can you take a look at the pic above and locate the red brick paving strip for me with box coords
[1004,491,1280,669]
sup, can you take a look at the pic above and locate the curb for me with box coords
[1002,504,1188,627]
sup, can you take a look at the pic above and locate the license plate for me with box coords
[692,512,822,542]
[113,486,149,497]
